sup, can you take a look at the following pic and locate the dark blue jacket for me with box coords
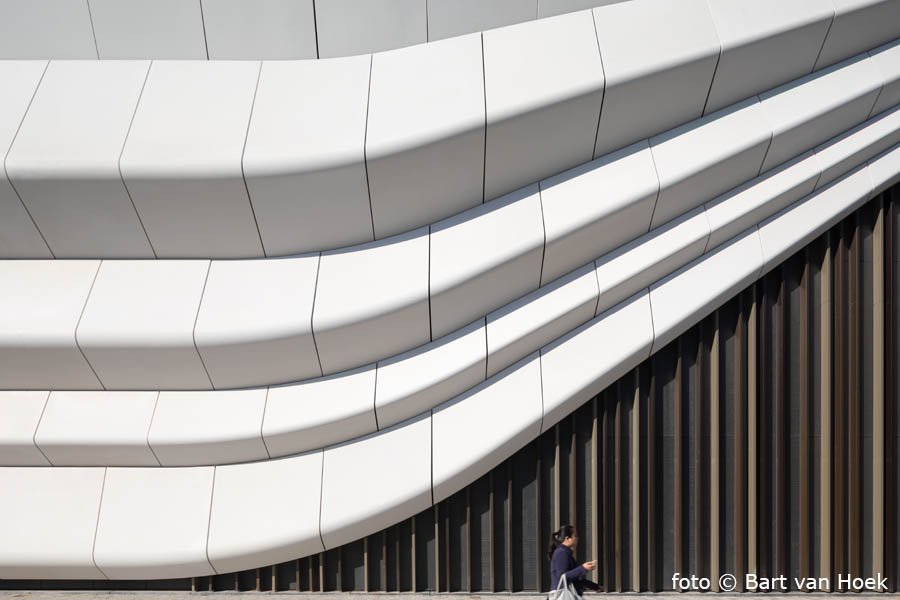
[549,544,600,594]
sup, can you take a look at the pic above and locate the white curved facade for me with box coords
[0,0,899,582]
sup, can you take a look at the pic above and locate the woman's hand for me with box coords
[582,561,596,571]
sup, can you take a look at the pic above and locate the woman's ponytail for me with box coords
[547,524,575,560]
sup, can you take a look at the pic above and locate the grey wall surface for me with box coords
[0,0,629,59]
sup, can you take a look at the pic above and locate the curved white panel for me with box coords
[4,66,897,393]
[88,0,207,59]
[540,291,653,431]
[486,263,598,378]
[705,151,822,251]
[1,7,893,260]
[76,260,211,390]
[649,228,765,353]
[538,140,659,285]
[375,319,486,430]
[758,164,875,273]
[869,39,900,117]
[0,392,50,466]
[93,466,216,579]
[194,255,321,389]
[313,227,430,374]
[428,0,536,41]
[0,467,106,579]
[815,0,900,70]
[207,452,324,574]
[0,0,96,58]
[34,391,159,467]
[0,157,896,577]
[432,353,543,503]
[649,97,771,230]
[0,260,100,390]
[759,53,884,173]
[315,0,427,58]
[704,0,834,114]
[429,185,544,338]
[201,0,317,60]
[0,60,51,258]
[319,413,431,549]
[3,60,898,393]
[367,33,485,238]
[869,142,900,194]
[6,60,153,258]
[262,365,377,457]
[594,207,711,315]
[243,56,372,255]
[592,0,720,157]
[2,99,895,470]
[120,61,263,258]
[483,9,604,199]
[814,105,900,189]
[148,389,269,466]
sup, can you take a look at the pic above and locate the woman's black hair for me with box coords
[547,524,576,559]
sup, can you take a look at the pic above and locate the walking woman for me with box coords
[548,525,600,596]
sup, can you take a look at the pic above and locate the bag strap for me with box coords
[556,573,568,591]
